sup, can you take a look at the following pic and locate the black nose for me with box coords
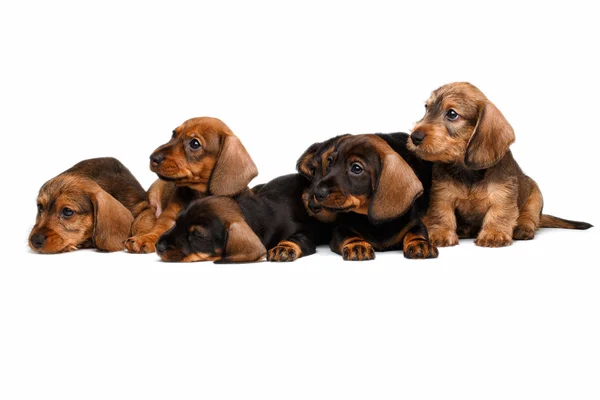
[411,131,426,145]
[314,186,331,201]
[150,153,165,167]
[156,240,167,255]
[30,233,46,249]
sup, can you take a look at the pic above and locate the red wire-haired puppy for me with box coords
[298,133,437,260]
[124,117,258,253]
[408,82,592,247]
[29,158,156,253]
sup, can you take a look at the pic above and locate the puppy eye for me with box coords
[189,139,202,150]
[446,109,459,121]
[61,207,74,217]
[424,104,428,109]
[350,163,363,175]
[37,204,43,214]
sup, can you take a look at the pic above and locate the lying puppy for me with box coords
[124,117,258,253]
[156,174,330,263]
[29,157,155,253]
[297,133,437,260]
[408,82,592,247]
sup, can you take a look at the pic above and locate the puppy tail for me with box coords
[540,214,593,230]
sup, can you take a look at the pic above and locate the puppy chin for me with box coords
[151,164,186,181]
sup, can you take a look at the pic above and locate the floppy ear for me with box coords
[296,135,351,178]
[218,221,266,263]
[209,135,258,196]
[89,188,134,252]
[369,152,424,223]
[296,142,320,178]
[465,101,515,170]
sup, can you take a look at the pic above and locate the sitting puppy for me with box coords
[408,82,592,247]
[155,174,330,263]
[297,133,437,260]
[29,157,156,253]
[124,117,258,253]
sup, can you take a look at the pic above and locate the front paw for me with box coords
[475,230,513,247]
[342,241,375,261]
[124,234,158,253]
[267,242,301,262]
[404,240,439,259]
[429,229,459,247]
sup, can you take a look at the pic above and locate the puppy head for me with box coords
[408,82,515,170]
[29,175,134,253]
[296,135,349,223]
[149,117,258,195]
[156,196,266,263]
[304,134,423,224]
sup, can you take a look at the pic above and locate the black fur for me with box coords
[156,174,331,263]
[297,133,437,260]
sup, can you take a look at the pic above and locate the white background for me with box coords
[1,1,599,399]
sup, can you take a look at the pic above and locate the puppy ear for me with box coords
[465,101,515,170]
[369,152,423,223]
[296,134,351,178]
[296,142,321,178]
[89,188,134,251]
[209,135,258,196]
[219,221,266,263]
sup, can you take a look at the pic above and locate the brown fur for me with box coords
[409,82,591,247]
[29,158,154,253]
[403,231,439,259]
[340,237,376,261]
[267,240,303,262]
[124,117,258,253]
[157,196,266,263]
[309,135,424,223]
[298,133,437,260]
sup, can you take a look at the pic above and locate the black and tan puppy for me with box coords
[124,117,258,253]
[408,82,592,247]
[156,174,330,263]
[29,157,156,253]
[297,133,437,260]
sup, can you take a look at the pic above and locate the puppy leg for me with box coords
[403,221,439,259]
[330,226,375,261]
[475,182,519,247]
[124,202,181,253]
[131,204,157,237]
[514,179,542,240]
[425,186,459,247]
[267,232,317,262]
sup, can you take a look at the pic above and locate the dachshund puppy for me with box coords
[29,157,156,253]
[156,174,330,263]
[408,82,592,247]
[124,117,258,253]
[297,133,437,260]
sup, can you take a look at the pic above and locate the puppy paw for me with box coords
[513,226,536,241]
[267,242,301,262]
[429,230,459,247]
[404,240,439,259]
[342,241,375,261]
[124,234,158,253]
[475,230,513,247]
